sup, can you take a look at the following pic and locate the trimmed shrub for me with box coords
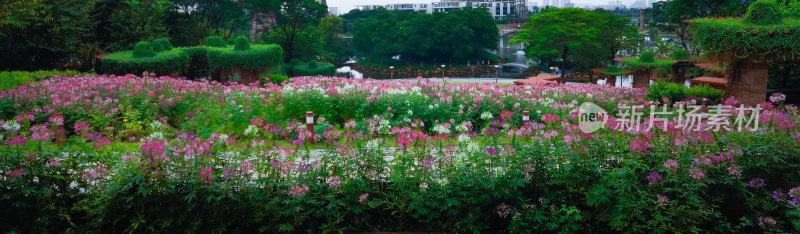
[646,81,686,103]
[103,49,190,75]
[262,73,289,85]
[639,51,655,63]
[206,44,283,71]
[0,70,81,90]
[233,36,250,51]
[205,36,226,48]
[672,48,690,60]
[686,84,724,102]
[744,0,783,25]
[291,61,336,76]
[289,58,301,66]
[133,42,155,58]
[151,38,173,52]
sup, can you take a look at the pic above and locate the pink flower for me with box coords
[73,121,91,135]
[657,194,669,206]
[326,176,342,188]
[663,160,679,173]
[200,167,213,184]
[647,172,663,185]
[46,158,61,167]
[290,184,309,197]
[7,135,27,146]
[689,167,705,180]
[8,168,25,177]
[30,124,53,141]
[359,193,369,203]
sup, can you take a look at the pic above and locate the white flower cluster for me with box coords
[2,120,20,131]
[457,134,471,143]
[466,142,481,153]
[149,120,162,131]
[432,124,451,135]
[365,138,382,150]
[480,111,493,120]
[455,124,469,133]
[244,125,259,136]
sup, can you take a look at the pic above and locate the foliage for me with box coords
[287,61,335,76]
[151,38,173,52]
[262,73,289,85]
[621,52,674,70]
[650,0,754,50]
[252,0,327,62]
[132,41,155,58]
[745,0,784,25]
[233,36,250,51]
[102,48,189,75]
[686,84,725,101]
[672,48,691,60]
[206,44,283,71]
[205,36,226,48]
[687,18,800,61]
[600,65,630,76]
[0,0,94,70]
[0,70,81,90]
[646,81,686,102]
[2,75,800,232]
[353,8,498,62]
[105,1,168,51]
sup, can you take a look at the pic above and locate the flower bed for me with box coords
[1,75,799,232]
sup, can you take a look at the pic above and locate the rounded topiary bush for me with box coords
[289,58,301,66]
[639,51,655,63]
[308,60,318,69]
[205,36,226,48]
[672,48,690,60]
[744,0,782,25]
[133,41,155,58]
[234,36,250,51]
[151,38,173,52]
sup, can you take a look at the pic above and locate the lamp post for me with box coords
[389,66,394,79]
[494,65,500,84]
[305,111,314,143]
[522,111,530,127]
[441,65,445,81]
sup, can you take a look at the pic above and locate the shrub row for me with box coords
[646,81,725,103]
[283,60,336,76]
[0,70,82,90]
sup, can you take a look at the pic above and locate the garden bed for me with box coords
[1,75,799,233]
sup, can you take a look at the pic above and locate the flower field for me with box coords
[2,74,800,232]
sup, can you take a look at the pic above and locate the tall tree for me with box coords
[513,8,604,80]
[252,0,326,62]
[651,0,754,50]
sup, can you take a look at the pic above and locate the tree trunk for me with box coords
[610,46,616,65]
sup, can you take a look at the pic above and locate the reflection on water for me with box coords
[492,35,528,64]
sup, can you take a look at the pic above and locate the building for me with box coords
[355,5,384,11]
[432,0,528,19]
[385,3,432,13]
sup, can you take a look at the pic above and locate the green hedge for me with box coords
[0,70,82,90]
[205,36,226,48]
[285,61,336,76]
[646,81,724,103]
[599,65,629,76]
[688,0,800,61]
[151,38,174,52]
[206,44,283,71]
[621,51,674,70]
[133,42,155,58]
[102,49,190,75]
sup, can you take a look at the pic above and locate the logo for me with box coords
[578,102,608,133]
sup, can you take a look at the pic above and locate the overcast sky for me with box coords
[328,0,658,14]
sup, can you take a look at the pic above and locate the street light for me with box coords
[389,66,394,79]
[494,65,500,84]
[440,65,446,81]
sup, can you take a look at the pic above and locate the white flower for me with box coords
[244,125,259,136]
[428,105,434,109]
[480,111,493,120]
[365,138,382,150]
[455,124,469,133]
[149,121,162,131]
[432,124,451,135]
[407,109,413,116]
[457,134,471,143]
[466,142,481,153]
[2,120,20,131]
[148,132,164,140]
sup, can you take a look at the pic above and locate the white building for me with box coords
[385,3,432,13]
[432,0,527,19]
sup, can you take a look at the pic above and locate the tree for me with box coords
[595,11,641,65]
[513,8,604,80]
[650,0,754,51]
[252,0,326,62]
[316,16,353,64]
[0,0,93,70]
[104,0,169,51]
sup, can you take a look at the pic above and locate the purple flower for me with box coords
[46,158,61,167]
[222,168,237,178]
[790,187,800,198]
[773,189,786,202]
[8,168,25,177]
[727,165,741,176]
[359,193,369,203]
[326,176,342,188]
[748,178,765,188]
[663,160,679,173]
[30,124,53,141]
[484,147,498,156]
[290,185,309,197]
[496,203,511,218]
[646,172,663,185]
[689,167,705,180]
[791,197,800,206]
[758,216,776,229]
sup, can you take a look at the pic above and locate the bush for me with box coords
[289,61,336,76]
[151,38,173,52]
[133,41,155,58]
[205,36,226,48]
[686,84,724,101]
[289,58,301,66]
[103,48,190,75]
[0,70,81,90]
[646,81,686,103]
[639,51,655,63]
[745,0,783,25]
[262,73,289,85]
[233,36,250,51]
[206,44,283,71]
[672,48,690,60]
